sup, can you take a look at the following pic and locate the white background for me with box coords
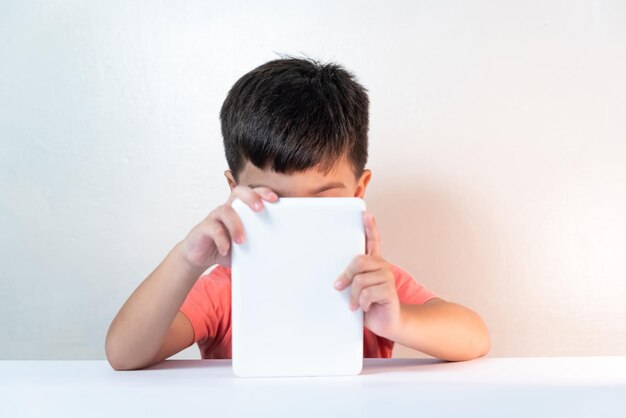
[1,0,625,359]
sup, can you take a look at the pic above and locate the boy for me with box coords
[105,57,490,370]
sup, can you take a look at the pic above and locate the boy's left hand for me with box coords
[333,211,401,340]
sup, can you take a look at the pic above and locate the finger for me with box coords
[201,218,231,256]
[358,283,391,312]
[348,271,387,310]
[364,211,381,257]
[227,185,274,211]
[212,204,245,244]
[251,186,279,202]
[333,254,384,290]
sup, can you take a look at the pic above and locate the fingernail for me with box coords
[333,279,342,289]
[268,193,278,200]
[254,202,262,210]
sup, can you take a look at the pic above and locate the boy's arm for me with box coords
[334,211,490,362]
[105,186,278,370]
[105,241,205,370]
[393,298,491,361]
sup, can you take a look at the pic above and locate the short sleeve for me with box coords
[179,265,231,344]
[389,263,439,305]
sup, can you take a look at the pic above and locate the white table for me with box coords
[1,357,625,417]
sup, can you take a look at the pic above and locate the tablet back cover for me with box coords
[231,197,365,377]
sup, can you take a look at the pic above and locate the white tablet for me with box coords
[231,197,366,377]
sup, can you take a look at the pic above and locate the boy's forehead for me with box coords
[238,155,356,195]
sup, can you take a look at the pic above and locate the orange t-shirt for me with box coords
[179,263,438,359]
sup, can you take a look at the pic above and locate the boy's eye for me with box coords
[317,190,342,197]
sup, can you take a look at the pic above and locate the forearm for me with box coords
[392,300,490,361]
[105,241,206,369]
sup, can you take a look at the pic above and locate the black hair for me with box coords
[219,54,369,182]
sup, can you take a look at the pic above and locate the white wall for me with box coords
[1,0,625,359]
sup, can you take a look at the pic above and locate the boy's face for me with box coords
[224,153,372,198]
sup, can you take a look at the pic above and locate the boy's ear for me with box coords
[355,169,372,198]
[224,170,237,191]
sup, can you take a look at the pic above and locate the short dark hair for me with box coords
[220,55,369,182]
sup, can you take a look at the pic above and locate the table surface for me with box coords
[1,357,626,418]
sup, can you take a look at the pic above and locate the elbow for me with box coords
[467,318,491,360]
[105,337,130,371]
[106,353,134,371]
[464,307,491,360]
[107,357,132,372]
[105,322,129,370]
[106,348,150,371]
[446,314,491,362]
[105,332,146,371]
[475,328,491,358]
[106,346,160,371]
[443,334,490,362]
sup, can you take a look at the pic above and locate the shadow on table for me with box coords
[360,358,447,375]
[143,359,229,371]
[142,358,449,375]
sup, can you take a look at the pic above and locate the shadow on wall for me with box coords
[366,179,518,358]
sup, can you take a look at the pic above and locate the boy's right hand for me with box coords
[179,185,279,269]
